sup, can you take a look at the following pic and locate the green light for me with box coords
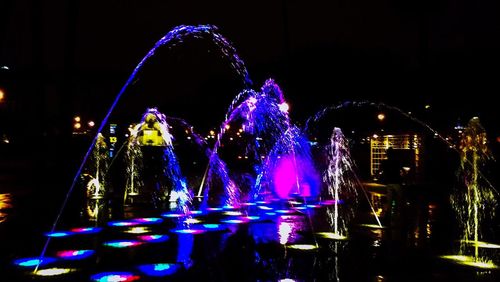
[287,244,318,250]
[316,232,348,240]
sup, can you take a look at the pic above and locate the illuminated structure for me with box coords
[370,134,421,180]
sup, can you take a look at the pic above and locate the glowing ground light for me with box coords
[45,231,72,237]
[240,202,257,206]
[35,268,74,276]
[108,220,139,227]
[242,215,260,221]
[171,229,206,234]
[138,235,169,243]
[276,209,295,214]
[221,219,248,224]
[258,206,273,210]
[133,217,163,224]
[223,211,243,216]
[14,257,56,267]
[287,244,318,250]
[103,240,143,248]
[161,212,186,218]
[265,212,277,216]
[56,250,95,260]
[185,218,202,224]
[306,204,322,208]
[137,263,179,277]
[125,227,151,234]
[316,232,348,240]
[460,240,500,249]
[440,255,498,269]
[91,272,141,282]
[359,224,385,229]
[203,224,222,229]
[71,227,102,234]
[206,207,224,212]
[189,210,204,215]
[278,279,297,282]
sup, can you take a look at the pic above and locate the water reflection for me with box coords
[0,193,12,223]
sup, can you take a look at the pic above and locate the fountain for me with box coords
[124,108,191,212]
[442,117,500,268]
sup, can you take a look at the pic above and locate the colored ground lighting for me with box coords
[71,227,103,234]
[276,209,295,214]
[138,234,169,243]
[316,232,348,240]
[137,263,179,277]
[221,219,248,224]
[56,250,95,260]
[203,224,222,229]
[45,231,72,237]
[171,229,206,234]
[205,207,223,211]
[460,240,500,249]
[258,206,273,210]
[161,212,186,218]
[188,210,204,215]
[125,227,151,234]
[91,272,141,282]
[287,244,318,250]
[108,220,139,227]
[103,240,143,248]
[223,211,243,216]
[35,268,74,276]
[359,224,385,229]
[184,218,202,224]
[241,202,257,206]
[14,257,56,267]
[440,255,499,269]
[133,217,163,224]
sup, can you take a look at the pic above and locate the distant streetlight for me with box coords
[74,116,81,122]
[88,121,95,128]
[0,89,5,102]
[377,113,385,121]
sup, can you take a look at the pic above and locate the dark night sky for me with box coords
[1,0,500,137]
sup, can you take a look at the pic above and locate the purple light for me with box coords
[13,257,56,268]
[56,249,95,260]
[90,272,141,282]
[70,227,102,234]
[103,240,143,248]
[205,207,223,212]
[273,156,298,199]
[138,235,169,243]
[133,217,163,224]
[137,263,179,277]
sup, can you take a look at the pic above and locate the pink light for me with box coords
[273,156,298,199]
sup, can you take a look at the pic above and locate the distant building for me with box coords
[370,134,421,181]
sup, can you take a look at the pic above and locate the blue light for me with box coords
[108,220,138,227]
[45,231,72,237]
[103,240,143,248]
[71,227,103,234]
[13,257,56,267]
[137,263,179,277]
[90,272,140,282]
[161,212,186,218]
[138,234,169,243]
[203,224,221,229]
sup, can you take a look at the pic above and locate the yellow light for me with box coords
[74,123,81,129]
[125,227,150,234]
[35,268,73,276]
[316,232,348,240]
[287,244,318,250]
[74,116,81,122]
[440,255,498,269]
[209,130,215,136]
[461,240,500,249]
[377,113,385,121]
[239,128,243,133]
[425,104,431,109]
[0,89,5,101]
[225,124,230,130]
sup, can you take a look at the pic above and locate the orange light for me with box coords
[74,116,81,122]
[377,113,385,121]
[74,122,81,129]
[0,89,5,101]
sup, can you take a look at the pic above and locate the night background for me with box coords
[1,1,500,281]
